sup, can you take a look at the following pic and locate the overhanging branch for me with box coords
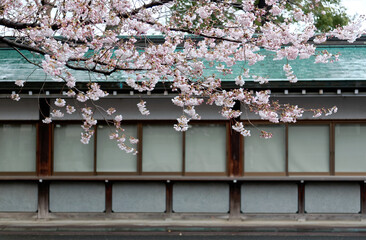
[0,36,48,55]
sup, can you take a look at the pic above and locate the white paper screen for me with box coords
[288,125,329,172]
[142,125,182,172]
[0,124,36,172]
[244,125,285,172]
[185,124,226,172]
[97,125,137,172]
[53,125,94,172]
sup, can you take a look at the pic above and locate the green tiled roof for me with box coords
[207,46,366,81]
[0,45,365,82]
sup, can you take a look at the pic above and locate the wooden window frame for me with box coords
[51,121,96,176]
[287,122,331,176]
[51,120,229,176]
[333,121,366,176]
[242,120,334,176]
[242,121,287,176]
[0,121,38,176]
[140,120,229,176]
[140,121,183,176]
[95,123,139,175]
[183,121,229,176]
[7,118,366,178]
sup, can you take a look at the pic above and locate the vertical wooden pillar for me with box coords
[182,133,186,176]
[229,130,242,176]
[360,181,366,215]
[330,122,335,175]
[229,101,242,177]
[137,124,143,175]
[105,181,113,215]
[229,101,242,220]
[38,181,49,219]
[285,124,289,176]
[229,181,241,220]
[37,98,51,219]
[166,181,173,217]
[37,98,52,176]
[298,181,305,214]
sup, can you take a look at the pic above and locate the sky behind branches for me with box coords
[341,0,366,28]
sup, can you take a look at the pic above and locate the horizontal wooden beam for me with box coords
[1,176,366,181]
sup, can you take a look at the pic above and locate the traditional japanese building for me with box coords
[0,35,366,234]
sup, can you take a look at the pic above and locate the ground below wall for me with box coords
[3,218,366,234]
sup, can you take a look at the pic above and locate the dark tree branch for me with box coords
[169,26,242,43]
[0,0,174,31]
[11,46,42,68]
[0,36,48,55]
[65,61,149,75]
[0,18,61,30]
[0,18,39,29]
[140,20,243,44]
[118,0,173,18]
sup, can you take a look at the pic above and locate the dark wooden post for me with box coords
[166,181,173,217]
[228,101,242,177]
[37,98,51,219]
[105,180,113,215]
[37,98,52,176]
[38,180,49,219]
[298,181,305,214]
[229,101,242,220]
[361,181,366,214]
[229,181,241,220]
[330,123,335,175]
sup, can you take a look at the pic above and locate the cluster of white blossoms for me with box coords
[51,109,64,118]
[137,100,150,116]
[3,0,365,145]
[174,115,190,132]
[315,50,339,64]
[184,106,201,120]
[106,107,116,115]
[111,113,138,154]
[10,93,20,101]
[260,130,273,139]
[312,106,338,118]
[66,105,76,114]
[80,107,97,144]
[232,122,251,137]
[283,64,298,83]
[54,98,66,107]
[14,80,25,87]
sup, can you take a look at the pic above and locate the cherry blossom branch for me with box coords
[65,61,148,75]
[0,36,48,55]
[0,18,39,29]
[118,0,173,19]
[11,46,42,68]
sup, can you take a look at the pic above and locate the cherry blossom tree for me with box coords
[0,0,365,153]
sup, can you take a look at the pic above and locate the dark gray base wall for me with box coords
[0,182,38,212]
[0,180,364,218]
[49,182,105,212]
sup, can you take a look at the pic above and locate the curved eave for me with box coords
[1,80,366,97]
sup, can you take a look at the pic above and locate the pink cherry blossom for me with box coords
[42,117,52,124]
[14,80,25,87]
[232,122,251,137]
[66,105,76,114]
[54,98,66,107]
[137,100,150,116]
[51,110,64,118]
[10,93,20,101]
[115,115,123,122]
[107,108,116,115]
